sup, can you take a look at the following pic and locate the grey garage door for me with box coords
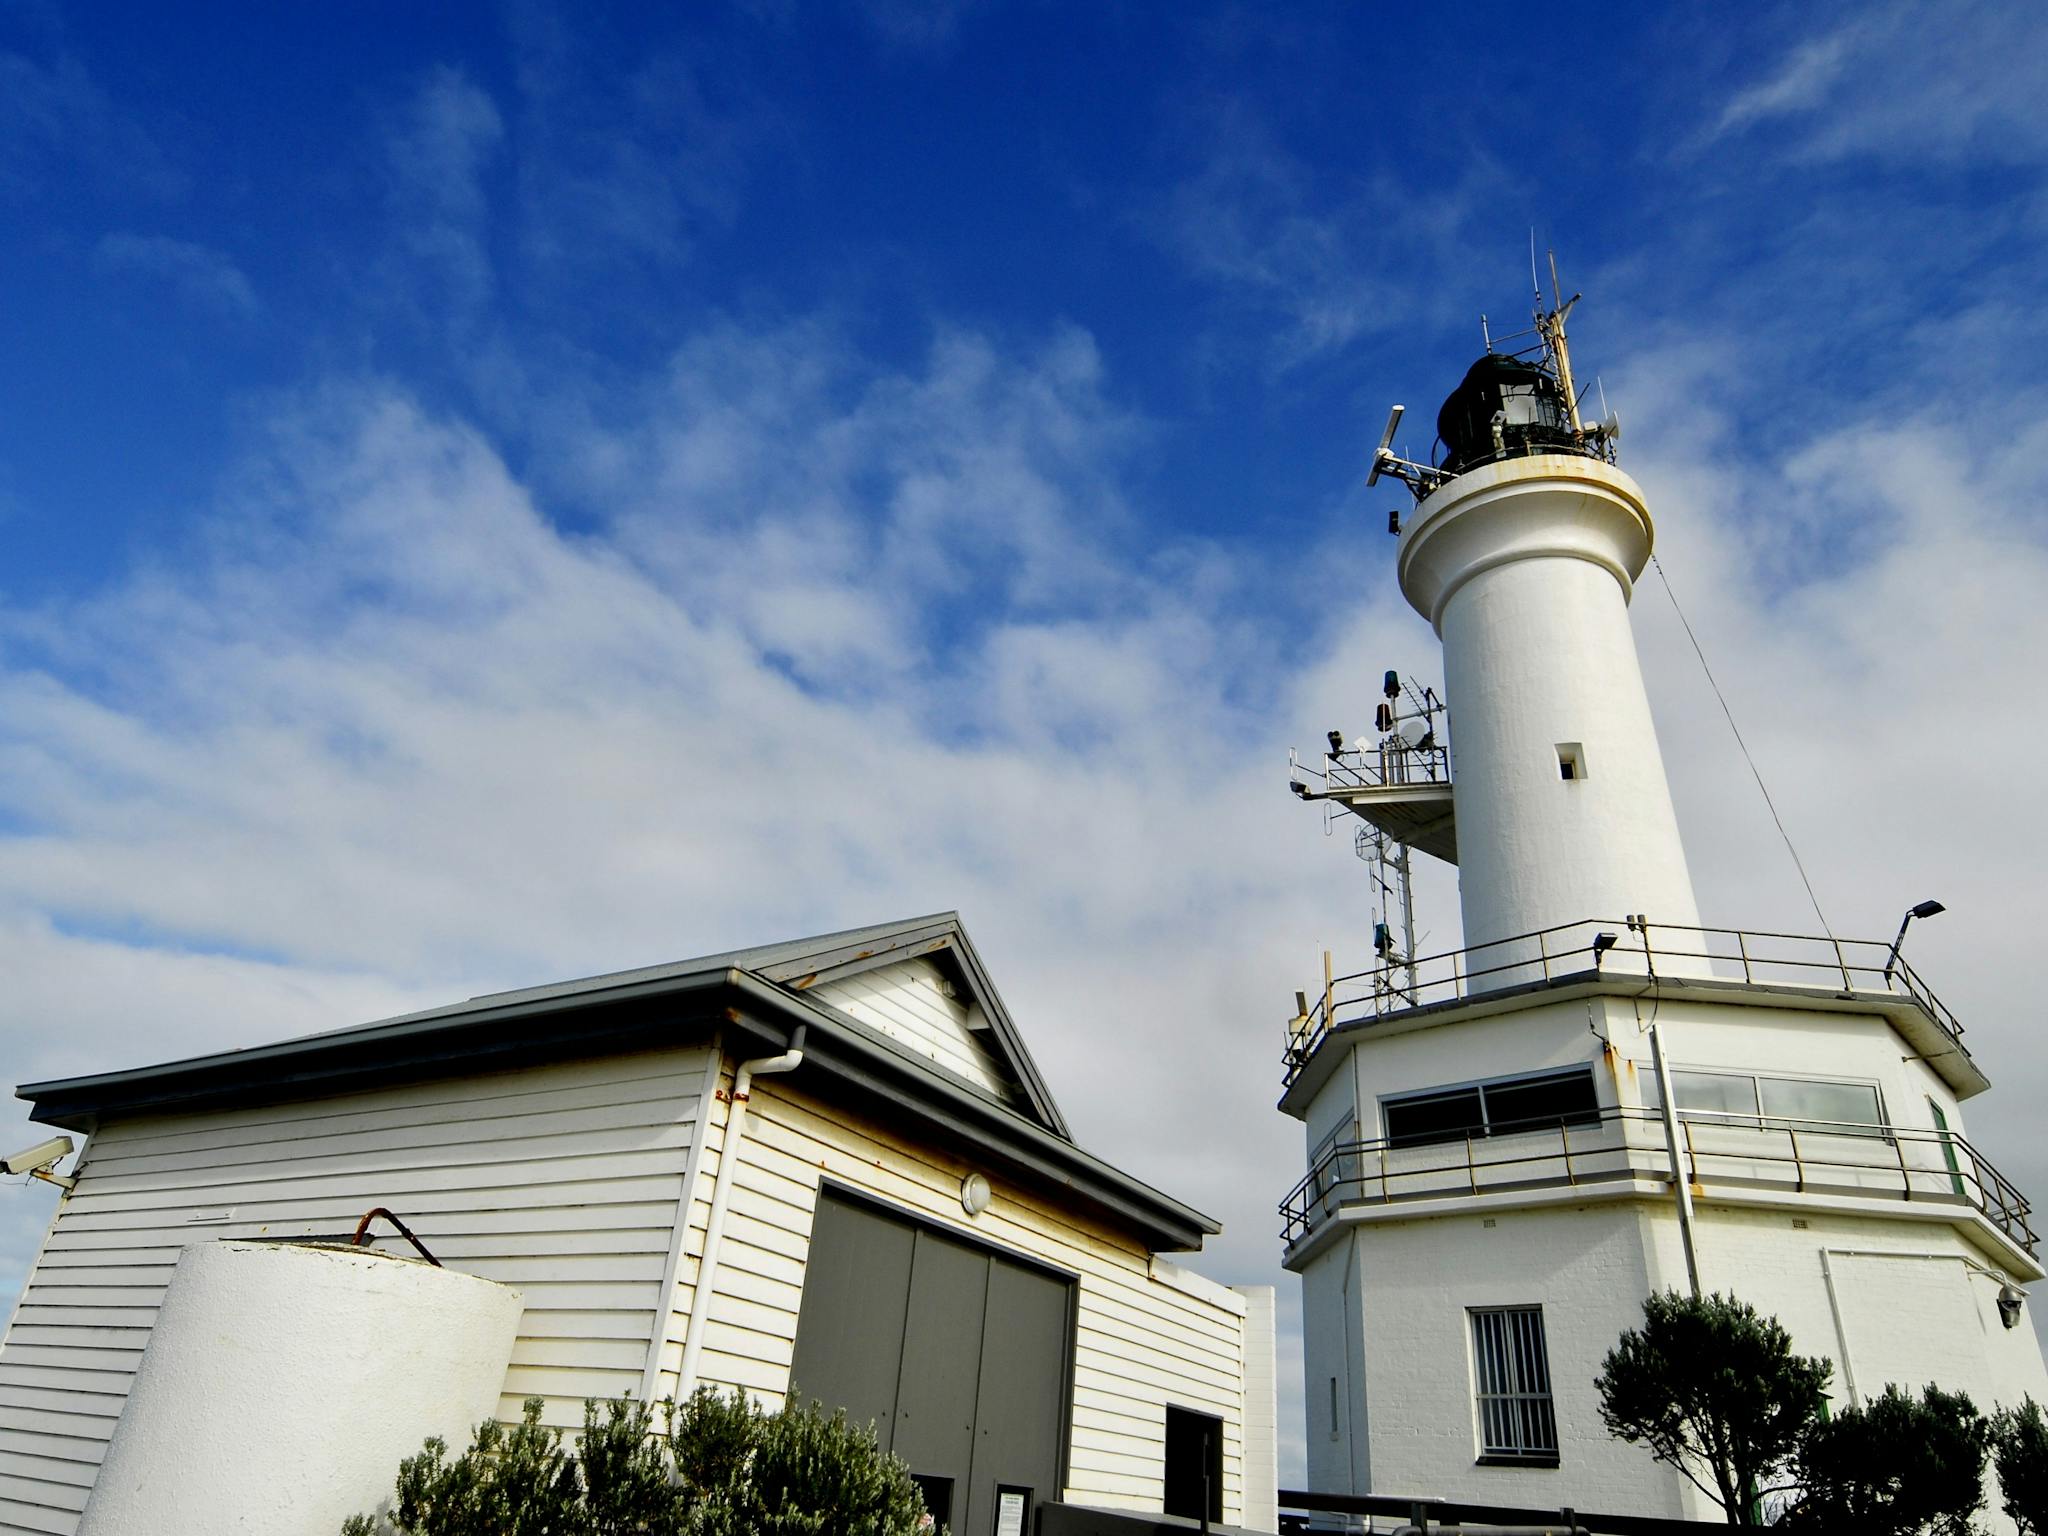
[789,1189,1075,1536]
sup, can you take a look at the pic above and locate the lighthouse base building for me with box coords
[1283,967,2044,1522]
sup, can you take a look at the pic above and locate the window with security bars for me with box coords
[1470,1306,1558,1464]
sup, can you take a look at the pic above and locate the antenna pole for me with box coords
[1536,249,1587,441]
[1396,837,1418,1002]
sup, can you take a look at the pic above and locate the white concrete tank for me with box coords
[78,1239,522,1535]
[1398,454,1702,982]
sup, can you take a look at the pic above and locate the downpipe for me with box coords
[675,1024,807,1398]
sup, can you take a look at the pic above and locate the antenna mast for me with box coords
[1535,249,1586,441]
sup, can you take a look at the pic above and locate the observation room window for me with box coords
[1383,1067,1600,1149]
[1666,1070,1886,1136]
[1471,1306,1559,1466]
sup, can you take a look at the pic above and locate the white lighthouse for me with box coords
[1283,276,2048,1524]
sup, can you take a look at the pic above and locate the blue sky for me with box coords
[5,0,2048,1484]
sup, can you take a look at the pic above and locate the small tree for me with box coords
[1990,1397,2048,1535]
[1595,1290,1831,1524]
[1783,1382,1988,1535]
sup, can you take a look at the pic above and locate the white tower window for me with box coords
[1555,742,1586,781]
[1470,1306,1558,1465]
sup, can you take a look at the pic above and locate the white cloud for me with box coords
[6,294,2048,1480]
[0,46,182,199]
[1703,0,2048,162]
[93,232,258,316]
[384,66,505,316]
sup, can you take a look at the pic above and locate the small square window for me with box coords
[1471,1306,1558,1465]
[1556,743,1586,781]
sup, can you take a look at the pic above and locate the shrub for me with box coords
[1783,1383,1989,1536]
[344,1388,934,1536]
[1991,1397,2048,1535]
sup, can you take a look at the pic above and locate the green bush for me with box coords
[344,1388,934,1536]
[1782,1383,1989,1536]
[1991,1397,2048,1535]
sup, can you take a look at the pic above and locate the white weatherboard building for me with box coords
[0,913,1278,1536]
[1284,307,2048,1523]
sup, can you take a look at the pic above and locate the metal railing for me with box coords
[1312,740,1453,795]
[1283,918,1965,1084]
[1278,1105,2035,1256]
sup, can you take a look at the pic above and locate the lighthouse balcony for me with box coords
[1290,740,1456,864]
[1279,1104,2038,1265]
[1283,917,1975,1092]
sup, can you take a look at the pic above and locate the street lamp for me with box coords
[1885,899,1946,982]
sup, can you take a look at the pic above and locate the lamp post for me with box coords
[1885,899,1946,983]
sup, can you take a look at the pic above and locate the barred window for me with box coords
[1471,1306,1558,1464]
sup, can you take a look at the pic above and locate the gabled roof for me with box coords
[441,912,1071,1137]
[17,915,1217,1251]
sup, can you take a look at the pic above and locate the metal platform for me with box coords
[1291,743,1457,865]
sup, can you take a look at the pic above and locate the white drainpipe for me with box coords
[675,1025,806,1399]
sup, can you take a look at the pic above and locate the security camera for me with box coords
[2,1135,77,1190]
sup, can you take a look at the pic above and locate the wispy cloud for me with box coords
[383,65,505,317]
[504,10,773,287]
[0,319,1361,1381]
[848,0,989,57]
[0,46,182,199]
[1702,0,2048,162]
[1151,99,1496,370]
[93,233,258,317]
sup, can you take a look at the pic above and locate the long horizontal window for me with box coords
[1668,1070,1886,1136]
[1384,1067,1599,1149]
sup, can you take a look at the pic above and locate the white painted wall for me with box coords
[0,1046,710,1536]
[808,958,1014,1099]
[1232,1285,1279,1533]
[1397,457,1701,975]
[1346,1202,1678,1517]
[673,1071,1258,1524]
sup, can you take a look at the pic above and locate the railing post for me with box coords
[1322,949,1335,1038]
[1896,1132,1913,1202]
[1789,1128,1805,1193]
[1561,1120,1575,1186]
[1735,928,1752,985]
[1466,1130,1478,1195]
[1538,927,1551,981]
[1832,936,1854,992]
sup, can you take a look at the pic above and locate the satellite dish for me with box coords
[1397,717,1429,747]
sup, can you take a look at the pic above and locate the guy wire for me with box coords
[1649,552,1836,941]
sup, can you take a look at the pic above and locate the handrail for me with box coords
[1283,917,1967,1085]
[1279,1105,2035,1256]
[1293,739,1452,800]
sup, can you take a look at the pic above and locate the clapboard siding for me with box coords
[808,959,1013,1098]
[669,1073,1249,1524]
[0,1046,710,1536]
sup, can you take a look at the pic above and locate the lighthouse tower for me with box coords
[1282,276,2048,1524]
